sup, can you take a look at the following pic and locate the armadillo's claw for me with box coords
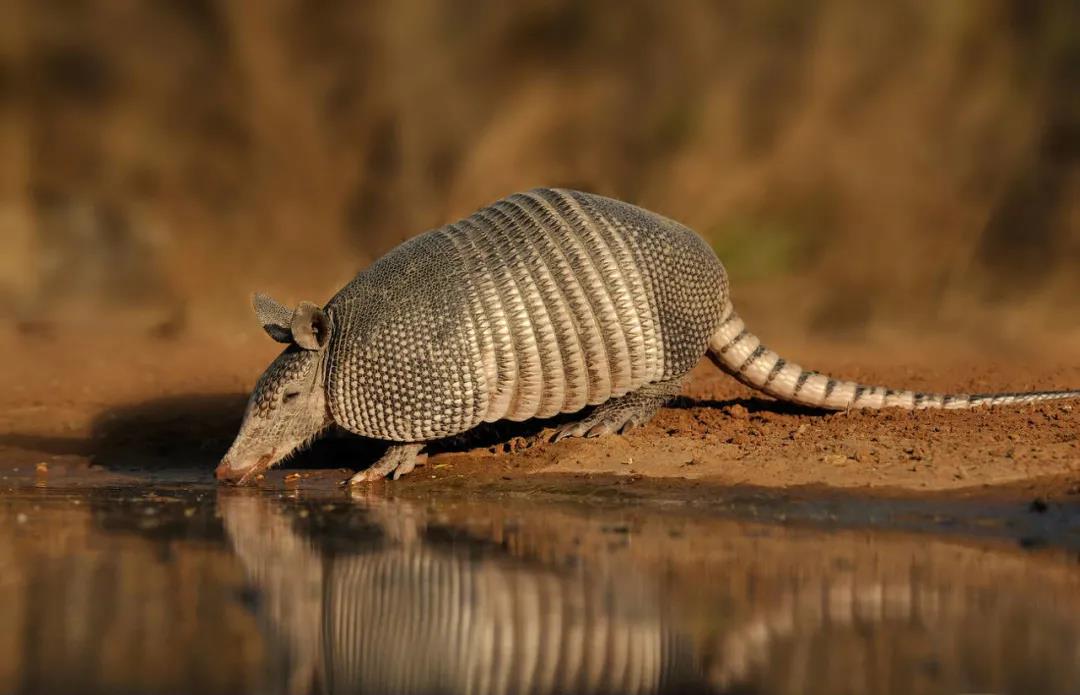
[347,443,426,485]
[392,451,427,480]
[552,421,590,442]
[551,380,681,443]
[586,421,618,438]
[551,413,624,442]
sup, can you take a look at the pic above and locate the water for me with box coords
[2,482,1079,695]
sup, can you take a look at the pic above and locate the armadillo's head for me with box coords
[216,294,335,485]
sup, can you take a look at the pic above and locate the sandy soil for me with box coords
[3,330,1078,498]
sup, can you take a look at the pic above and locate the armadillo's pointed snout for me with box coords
[215,453,275,485]
[215,458,240,483]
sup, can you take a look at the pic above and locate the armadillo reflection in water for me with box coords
[220,494,701,695]
[220,494,1080,695]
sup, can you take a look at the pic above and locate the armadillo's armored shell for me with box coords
[325,189,727,441]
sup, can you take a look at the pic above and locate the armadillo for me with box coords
[215,188,1080,484]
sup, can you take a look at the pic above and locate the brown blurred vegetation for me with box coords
[1,0,1077,339]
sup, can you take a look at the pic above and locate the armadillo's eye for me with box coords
[282,389,301,404]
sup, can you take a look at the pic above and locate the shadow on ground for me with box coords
[0,393,800,478]
[0,394,249,474]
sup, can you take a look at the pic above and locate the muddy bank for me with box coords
[2,332,1078,496]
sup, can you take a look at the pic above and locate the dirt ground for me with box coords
[3,328,1079,499]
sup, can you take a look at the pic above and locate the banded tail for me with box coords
[708,303,1080,410]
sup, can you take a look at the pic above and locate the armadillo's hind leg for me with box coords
[348,443,427,484]
[552,379,683,442]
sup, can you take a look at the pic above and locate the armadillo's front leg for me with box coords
[348,443,427,484]
[553,378,683,442]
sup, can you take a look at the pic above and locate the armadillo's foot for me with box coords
[552,379,683,442]
[348,443,427,484]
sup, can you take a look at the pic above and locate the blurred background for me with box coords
[1,0,1077,342]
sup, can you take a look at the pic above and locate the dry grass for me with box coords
[0,0,1077,342]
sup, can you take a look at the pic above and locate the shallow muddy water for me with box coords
[2,481,1079,695]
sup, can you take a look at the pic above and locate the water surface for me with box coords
[2,482,1079,695]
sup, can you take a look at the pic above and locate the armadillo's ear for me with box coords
[291,301,331,351]
[252,293,293,343]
